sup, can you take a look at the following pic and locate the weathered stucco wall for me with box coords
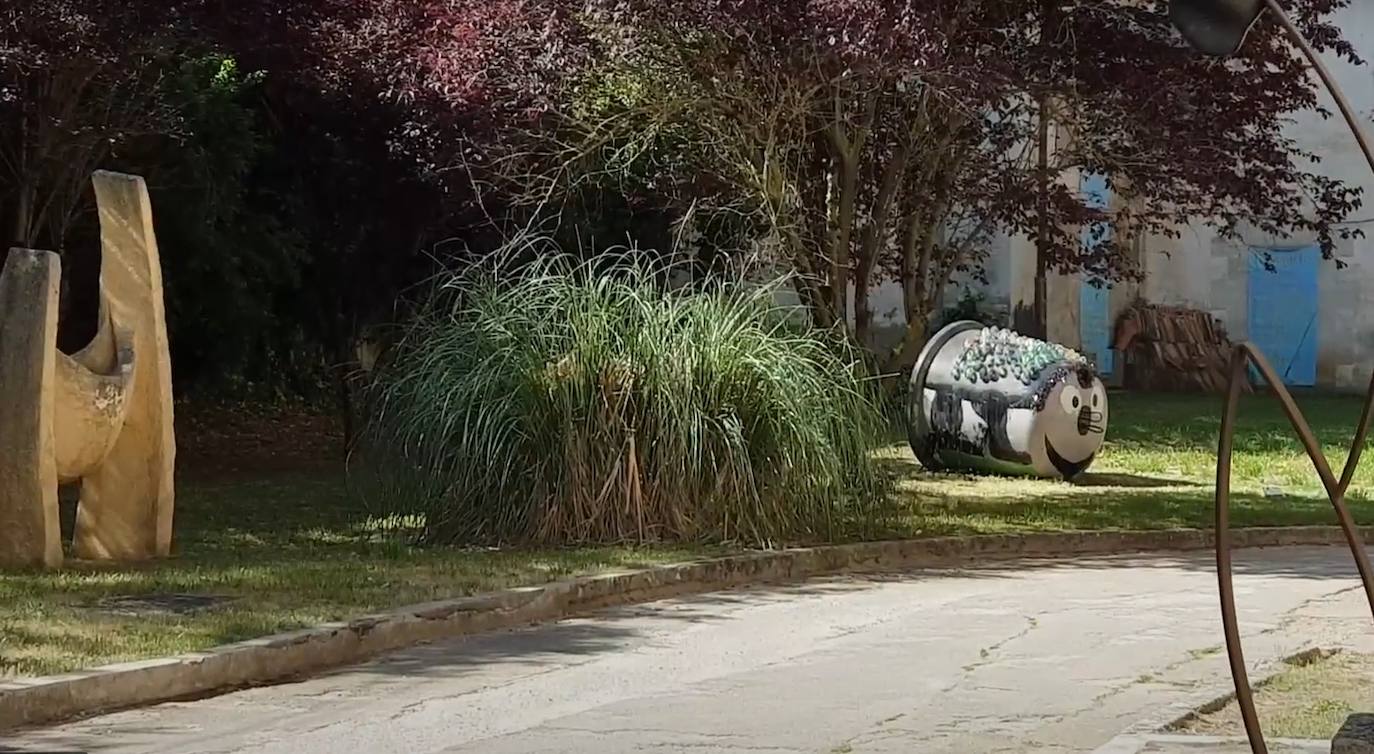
[935,4,1374,390]
[1140,3,1374,391]
[779,4,1374,386]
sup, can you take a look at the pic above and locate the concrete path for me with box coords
[5,546,1374,754]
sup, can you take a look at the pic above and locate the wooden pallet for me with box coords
[1114,303,1250,394]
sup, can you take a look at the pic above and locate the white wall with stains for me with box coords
[1137,2,1374,390]
[904,4,1374,390]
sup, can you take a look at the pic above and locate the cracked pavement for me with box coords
[6,546,1374,754]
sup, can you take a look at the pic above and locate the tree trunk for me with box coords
[886,211,931,377]
[853,254,875,352]
[825,148,860,332]
[797,278,837,331]
[1032,0,1058,340]
[824,92,877,336]
[884,318,928,384]
[885,189,952,379]
[855,137,912,355]
[12,184,34,248]
[11,112,34,247]
[1033,92,1051,341]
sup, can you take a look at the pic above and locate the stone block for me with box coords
[0,249,63,569]
[1334,713,1374,754]
[70,171,176,561]
[0,171,175,568]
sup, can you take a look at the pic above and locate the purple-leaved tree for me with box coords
[481,0,1363,372]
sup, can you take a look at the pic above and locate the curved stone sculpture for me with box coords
[0,171,175,568]
[907,321,1108,480]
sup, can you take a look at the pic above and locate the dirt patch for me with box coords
[1176,651,1374,740]
[174,401,344,481]
[91,593,238,617]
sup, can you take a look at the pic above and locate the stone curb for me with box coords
[1091,733,1328,753]
[3,525,1372,732]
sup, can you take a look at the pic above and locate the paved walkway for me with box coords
[5,546,1374,754]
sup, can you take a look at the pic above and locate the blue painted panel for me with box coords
[1247,246,1319,387]
[1081,280,1114,375]
[1079,172,1114,375]
[1081,172,1110,210]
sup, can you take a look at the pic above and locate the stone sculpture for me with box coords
[0,171,175,568]
[907,321,1108,480]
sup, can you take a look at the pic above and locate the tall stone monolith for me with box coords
[0,170,175,568]
[0,249,64,568]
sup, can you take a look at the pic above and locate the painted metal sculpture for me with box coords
[0,171,175,569]
[1170,2,1374,752]
[907,321,1107,480]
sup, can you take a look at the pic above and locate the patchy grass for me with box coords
[5,390,1374,677]
[1178,651,1374,740]
[1095,391,1374,489]
[0,473,714,677]
[883,391,1374,538]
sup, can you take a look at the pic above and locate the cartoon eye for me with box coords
[1090,385,1106,410]
[1058,386,1083,414]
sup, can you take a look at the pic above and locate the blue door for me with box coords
[1247,246,1319,387]
[1081,282,1113,376]
[1079,173,1114,376]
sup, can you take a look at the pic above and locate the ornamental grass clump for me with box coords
[357,253,890,546]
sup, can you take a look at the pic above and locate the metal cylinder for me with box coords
[907,321,1108,479]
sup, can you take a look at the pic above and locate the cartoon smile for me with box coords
[1046,436,1095,480]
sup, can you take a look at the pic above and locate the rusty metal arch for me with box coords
[1199,3,1374,753]
[1214,345,1374,754]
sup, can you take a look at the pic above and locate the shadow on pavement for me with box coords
[332,544,1370,680]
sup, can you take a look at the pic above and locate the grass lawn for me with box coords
[0,474,710,678]
[0,405,713,678]
[884,390,1374,537]
[3,391,1373,677]
[1176,650,1374,740]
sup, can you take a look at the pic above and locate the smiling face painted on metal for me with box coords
[1031,371,1108,479]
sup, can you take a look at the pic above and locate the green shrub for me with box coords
[355,252,890,546]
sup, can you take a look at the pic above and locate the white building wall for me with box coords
[785,4,1374,388]
[1141,3,1374,390]
[938,4,1374,390]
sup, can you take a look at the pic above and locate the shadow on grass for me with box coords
[889,482,1374,533]
[1,469,737,677]
[874,455,1199,491]
[1071,472,1201,489]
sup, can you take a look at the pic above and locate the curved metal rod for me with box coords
[1255,2,1374,502]
[1264,1,1374,186]
[1215,4,1374,753]
[1339,372,1374,495]
[1215,343,1374,754]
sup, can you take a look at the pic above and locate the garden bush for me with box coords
[356,252,891,546]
